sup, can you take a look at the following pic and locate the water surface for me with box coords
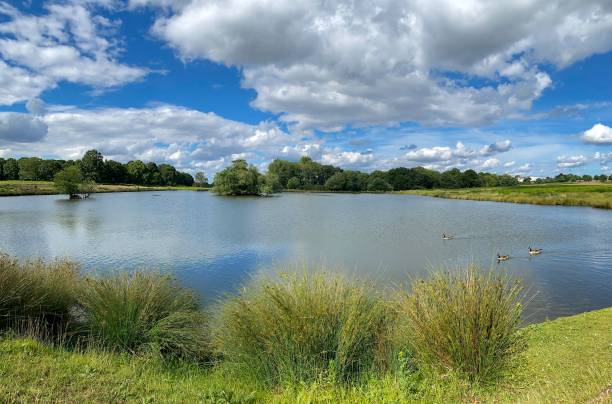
[1,191,611,322]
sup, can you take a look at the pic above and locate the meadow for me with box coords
[402,183,612,209]
[0,255,610,403]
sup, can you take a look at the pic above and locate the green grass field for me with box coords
[0,180,208,196]
[1,307,610,403]
[402,183,612,209]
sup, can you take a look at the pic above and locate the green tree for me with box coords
[212,159,264,196]
[80,149,104,182]
[37,160,63,181]
[0,158,5,180]
[18,157,43,180]
[103,160,127,184]
[126,160,147,185]
[461,169,483,188]
[286,176,301,189]
[194,171,208,187]
[54,166,95,199]
[324,172,347,191]
[3,158,19,180]
[367,177,393,192]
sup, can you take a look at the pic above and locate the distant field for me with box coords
[0,180,207,197]
[401,183,612,209]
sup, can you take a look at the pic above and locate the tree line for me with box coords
[0,150,201,187]
[213,156,612,196]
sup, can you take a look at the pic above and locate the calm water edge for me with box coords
[1,191,611,323]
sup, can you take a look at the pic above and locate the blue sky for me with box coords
[0,0,611,177]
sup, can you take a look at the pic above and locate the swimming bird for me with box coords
[442,233,454,240]
[528,247,542,255]
[497,254,510,261]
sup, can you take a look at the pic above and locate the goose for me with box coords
[497,254,510,261]
[528,247,543,255]
[442,233,454,240]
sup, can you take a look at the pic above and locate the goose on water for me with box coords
[442,233,454,240]
[528,247,543,255]
[497,254,510,261]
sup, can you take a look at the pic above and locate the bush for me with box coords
[396,266,526,383]
[0,254,79,335]
[78,271,210,361]
[213,270,392,386]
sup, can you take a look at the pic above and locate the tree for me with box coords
[3,158,19,180]
[212,159,265,196]
[54,166,95,199]
[194,171,208,187]
[126,160,147,185]
[80,149,104,182]
[259,172,282,195]
[18,157,42,180]
[367,177,393,192]
[103,160,127,184]
[37,160,63,181]
[324,172,347,191]
[286,176,301,189]
[461,169,483,188]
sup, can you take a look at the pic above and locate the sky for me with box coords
[0,0,611,177]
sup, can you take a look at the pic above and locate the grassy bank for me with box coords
[1,307,610,403]
[0,180,208,197]
[1,255,611,402]
[402,183,612,209]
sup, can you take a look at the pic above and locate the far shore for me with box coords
[2,180,612,210]
[0,180,209,197]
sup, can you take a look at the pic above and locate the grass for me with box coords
[0,255,610,402]
[402,183,612,209]
[0,180,209,197]
[213,271,392,386]
[1,307,610,403]
[0,254,79,336]
[78,271,210,362]
[396,267,526,384]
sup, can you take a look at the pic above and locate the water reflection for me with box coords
[0,191,611,323]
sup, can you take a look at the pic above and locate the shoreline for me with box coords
[0,180,209,197]
[3,181,612,211]
[2,306,610,402]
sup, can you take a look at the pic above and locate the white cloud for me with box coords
[140,0,612,131]
[0,1,148,105]
[321,150,374,167]
[557,155,587,168]
[482,158,501,169]
[504,161,516,167]
[582,123,612,144]
[0,112,48,143]
[514,163,532,173]
[405,140,512,163]
[594,151,612,165]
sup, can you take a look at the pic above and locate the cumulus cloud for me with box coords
[321,150,375,168]
[557,155,587,168]
[0,1,148,105]
[481,158,501,169]
[594,152,612,165]
[0,112,48,143]
[138,0,612,131]
[405,140,512,164]
[582,123,612,144]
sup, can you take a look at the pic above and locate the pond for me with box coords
[1,191,611,323]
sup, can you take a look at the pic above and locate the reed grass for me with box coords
[396,266,526,383]
[0,253,79,336]
[77,271,210,362]
[213,270,393,386]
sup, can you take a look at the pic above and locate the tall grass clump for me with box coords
[213,270,392,386]
[78,271,209,362]
[0,253,79,335]
[396,266,526,384]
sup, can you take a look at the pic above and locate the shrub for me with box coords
[78,271,209,362]
[213,270,392,386]
[396,266,526,383]
[0,254,79,335]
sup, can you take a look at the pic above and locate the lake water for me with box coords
[1,191,611,323]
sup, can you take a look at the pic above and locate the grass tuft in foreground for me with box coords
[397,266,526,384]
[78,271,210,362]
[0,253,79,336]
[213,270,393,386]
